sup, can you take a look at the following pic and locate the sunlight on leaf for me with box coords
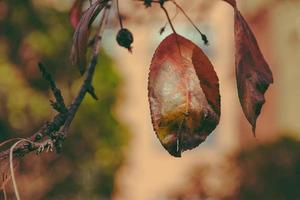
[148,33,220,157]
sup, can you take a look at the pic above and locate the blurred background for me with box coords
[0,0,300,199]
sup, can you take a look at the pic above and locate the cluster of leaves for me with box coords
[148,0,273,157]
[69,0,273,157]
[149,0,273,156]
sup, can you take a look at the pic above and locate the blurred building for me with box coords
[108,0,300,200]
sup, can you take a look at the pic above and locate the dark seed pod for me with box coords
[116,28,134,52]
[159,26,166,35]
[144,0,152,8]
[159,0,166,6]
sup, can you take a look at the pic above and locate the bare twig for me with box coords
[160,4,177,35]
[170,0,209,45]
[61,5,110,136]
[38,63,68,114]
[159,6,179,35]
[116,0,123,28]
[160,3,183,55]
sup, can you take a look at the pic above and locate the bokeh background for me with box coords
[0,0,300,199]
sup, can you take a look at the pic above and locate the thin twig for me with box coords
[160,4,177,35]
[116,0,123,28]
[10,139,31,200]
[170,0,208,45]
[61,5,110,136]
[0,138,24,149]
[160,6,179,34]
[160,4,182,55]
[38,63,68,113]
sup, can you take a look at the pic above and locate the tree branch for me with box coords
[0,2,110,161]
[38,62,68,114]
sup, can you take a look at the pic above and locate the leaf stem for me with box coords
[116,0,123,28]
[170,0,208,45]
[160,4,176,35]
[160,4,183,56]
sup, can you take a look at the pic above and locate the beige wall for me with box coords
[111,2,240,200]
[106,1,300,199]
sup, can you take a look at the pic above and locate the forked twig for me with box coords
[170,0,209,45]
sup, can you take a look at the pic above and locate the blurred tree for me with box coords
[230,136,300,200]
[0,0,130,199]
[167,136,300,200]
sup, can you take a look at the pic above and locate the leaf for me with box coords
[234,9,273,134]
[70,0,105,74]
[70,0,85,29]
[148,33,220,157]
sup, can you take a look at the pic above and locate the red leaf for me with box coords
[234,9,273,134]
[70,0,85,30]
[70,0,105,74]
[148,33,220,157]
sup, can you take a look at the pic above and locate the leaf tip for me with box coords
[170,150,182,158]
[252,124,257,137]
[79,65,86,75]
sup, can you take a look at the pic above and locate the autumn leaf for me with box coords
[234,10,273,134]
[223,0,274,134]
[148,33,220,157]
[70,0,85,29]
[70,0,106,74]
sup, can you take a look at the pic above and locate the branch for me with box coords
[0,3,110,161]
[38,62,68,114]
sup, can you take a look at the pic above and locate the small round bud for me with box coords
[35,133,43,141]
[116,28,134,52]
[144,0,152,7]
[159,0,166,6]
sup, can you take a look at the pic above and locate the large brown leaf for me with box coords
[70,0,106,74]
[223,0,273,134]
[234,8,273,134]
[148,33,220,157]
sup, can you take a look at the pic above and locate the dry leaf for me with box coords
[223,0,273,134]
[70,0,105,74]
[148,33,220,157]
[70,0,85,29]
[234,9,273,134]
